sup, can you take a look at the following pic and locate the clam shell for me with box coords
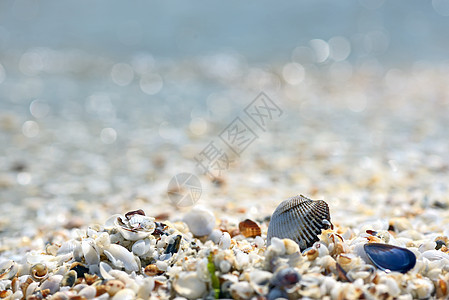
[104,244,139,272]
[82,238,100,265]
[267,195,332,250]
[239,219,261,238]
[0,260,18,280]
[61,270,77,287]
[364,243,416,273]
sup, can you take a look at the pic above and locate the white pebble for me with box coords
[156,260,168,271]
[254,236,264,248]
[183,207,216,236]
[270,237,286,255]
[219,232,231,249]
[219,260,232,273]
[209,229,223,244]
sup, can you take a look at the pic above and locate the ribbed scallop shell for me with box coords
[267,195,332,251]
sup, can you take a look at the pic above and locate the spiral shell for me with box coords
[267,195,332,251]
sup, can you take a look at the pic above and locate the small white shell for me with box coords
[267,195,332,251]
[99,262,115,280]
[57,240,81,255]
[219,232,232,249]
[173,271,207,299]
[111,288,136,300]
[230,281,254,300]
[421,250,449,261]
[82,238,100,265]
[40,275,62,294]
[78,285,97,299]
[132,239,149,256]
[136,277,155,299]
[26,281,39,298]
[104,244,139,272]
[249,270,273,295]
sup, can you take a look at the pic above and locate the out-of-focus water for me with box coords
[1,1,449,64]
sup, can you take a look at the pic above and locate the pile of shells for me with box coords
[2,196,449,299]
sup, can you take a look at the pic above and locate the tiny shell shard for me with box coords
[239,219,261,238]
[267,195,332,251]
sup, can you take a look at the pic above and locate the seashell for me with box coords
[364,243,416,273]
[111,288,136,300]
[249,270,272,295]
[267,195,332,251]
[25,281,39,298]
[104,244,139,272]
[284,239,300,255]
[229,281,254,300]
[106,279,125,296]
[173,271,207,299]
[30,263,48,281]
[58,240,82,258]
[0,260,18,280]
[99,262,115,280]
[114,215,155,241]
[95,232,111,250]
[61,270,77,287]
[183,207,216,237]
[78,285,97,299]
[0,290,12,298]
[144,264,161,276]
[164,235,182,254]
[421,249,449,261]
[40,275,62,294]
[346,264,376,283]
[70,262,90,278]
[239,219,261,238]
[136,277,155,299]
[132,239,148,256]
[219,232,232,250]
[125,209,145,220]
[82,238,100,265]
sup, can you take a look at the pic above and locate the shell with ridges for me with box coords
[267,195,332,251]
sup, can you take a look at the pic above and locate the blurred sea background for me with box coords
[1,1,449,244]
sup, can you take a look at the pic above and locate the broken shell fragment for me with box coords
[0,260,18,280]
[61,270,77,287]
[239,219,261,238]
[267,195,332,251]
[104,244,139,272]
[364,243,416,273]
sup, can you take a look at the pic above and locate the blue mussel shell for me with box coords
[364,243,416,273]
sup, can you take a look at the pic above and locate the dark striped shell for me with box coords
[267,195,332,251]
